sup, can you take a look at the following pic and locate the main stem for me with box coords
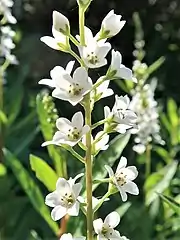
[0,69,4,162]
[78,6,93,240]
[85,94,93,240]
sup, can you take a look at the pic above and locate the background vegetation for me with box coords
[1,0,180,239]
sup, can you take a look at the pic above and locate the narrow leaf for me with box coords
[3,148,59,234]
[30,154,58,191]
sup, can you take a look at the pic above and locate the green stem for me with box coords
[145,144,151,177]
[69,34,80,46]
[91,119,107,130]
[79,8,86,45]
[85,93,93,240]
[65,146,85,164]
[68,49,85,66]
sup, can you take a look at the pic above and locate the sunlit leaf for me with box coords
[147,56,165,76]
[3,148,59,235]
[30,154,58,191]
[0,163,7,176]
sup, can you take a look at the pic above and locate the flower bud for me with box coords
[53,11,70,35]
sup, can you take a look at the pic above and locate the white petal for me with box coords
[56,178,71,195]
[124,166,138,181]
[38,79,56,88]
[111,50,122,70]
[66,61,75,74]
[52,88,70,101]
[45,191,58,207]
[53,11,69,33]
[73,67,88,85]
[123,182,139,195]
[93,218,103,234]
[72,183,82,198]
[84,26,94,45]
[118,187,128,202]
[41,140,60,147]
[104,211,120,228]
[96,43,111,58]
[81,125,90,136]
[72,112,83,129]
[60,233,73,240]
[56,117,72,132]
[118,65,133,80]
[116,157,127,172]
[105,165,114,178]
[104,106,111,118]
[51,205,67,221]
[67,201,80,216]
[40,36,60,50]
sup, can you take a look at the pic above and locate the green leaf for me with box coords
[93,134,130,191]
[3,148,59,234]
[145,161,178,205]
[0,163,7,176]
[0,110,8,124]
[36,93,67,177]
[30,154,58,191]
[115,202,131,217]
[154,146,171,163]
[160,112,171,132]
[147,56,165,76]
[167,98,179,127]
[159,193,180,215]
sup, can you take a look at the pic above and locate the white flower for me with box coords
[130,83,164,154]
[42,112,90,147]
[78,27,111,68]
[99,10,126,39]
[40,11,69,51]
[105,156,139,202]
[107,50,137,82]
[60,233,86,240]
[104,95,137,134]
[45,174,83,221]
[93,212,121,240]
[0,0,17,24]
[91,77,114,102]
[39,62,92,105]
[39,60,75,87]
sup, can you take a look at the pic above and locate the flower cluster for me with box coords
[130,67,164,154]
[39,2,140,239]
[0,0,18,65]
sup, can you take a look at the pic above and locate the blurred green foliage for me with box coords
[1,0,180,240]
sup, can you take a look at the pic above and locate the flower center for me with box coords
[115,171,127,186]
[67,127,80,140]
[60,193,75,208]
[87,52,99,65]
[68,83,83,96]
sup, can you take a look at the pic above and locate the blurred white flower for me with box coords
[105,156,139,202]
[107,50,137,82]
[45,174,83,221]
[59,233,85,240]
[41,11,69,51]
[104,95,137,134]
[78,27,111,68]
[98,10,126,39]
[93,211,121,240]
[0,0,17,24]
[39,62,92,105]
[130,82,164,154]
[0,25,18,64]
[42,112,90,147]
